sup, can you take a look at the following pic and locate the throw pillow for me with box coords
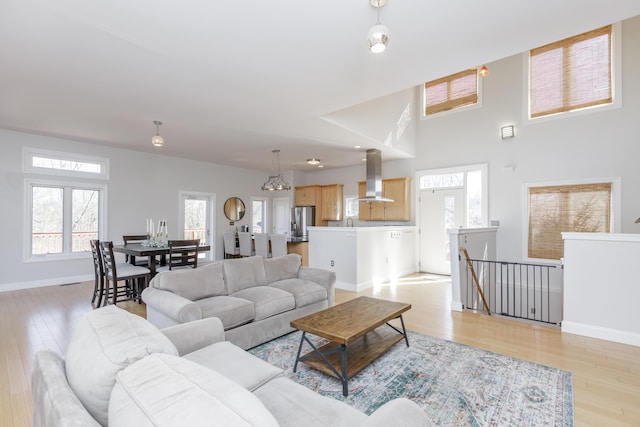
[65,305,179,426]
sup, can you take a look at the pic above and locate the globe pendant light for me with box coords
[368,0,389,53]
[151,120,164,147]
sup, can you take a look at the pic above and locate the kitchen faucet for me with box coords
[346,217,354,227]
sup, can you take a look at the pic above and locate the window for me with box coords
[529,25,613,119]
[24,149,109,261]
[27,179,106,259]
[424,68,478,116]
[252,198,267,233]
[24,147,109,179]
[526,181,614,261]
[344,196,359,218]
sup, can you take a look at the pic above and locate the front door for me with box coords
[419,188,464,274]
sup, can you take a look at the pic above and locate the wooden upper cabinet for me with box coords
[320,184,343,221]
[383,177,411,221]
[358,177,411,221]
[294,185,319,206]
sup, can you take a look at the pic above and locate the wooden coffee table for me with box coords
[290,296,411,396]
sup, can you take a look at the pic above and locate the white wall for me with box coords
[562,232,640,346]
[0,129,285,290]
[303,16,640,263]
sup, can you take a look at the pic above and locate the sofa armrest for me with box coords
[32,350,101,427]
[298,266,336,306]
[160,318,226,356]
[359,398,432,427]
[141,287,202,324]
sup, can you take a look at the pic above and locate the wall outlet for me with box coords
[330,260,334,267]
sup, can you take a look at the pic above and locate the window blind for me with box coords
[424,68,478,116]
[530,25,612,118]
[528,182,611,260]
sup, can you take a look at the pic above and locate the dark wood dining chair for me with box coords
[100,241,150,305]
[166,239,200,270]
[90,239,106,307]
[122,234,151,266]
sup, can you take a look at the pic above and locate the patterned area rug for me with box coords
[249,330,573,426]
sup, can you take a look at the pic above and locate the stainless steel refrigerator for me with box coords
[291,206,315,238]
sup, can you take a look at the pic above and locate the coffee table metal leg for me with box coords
[385,314,410,347]
[341,344,348,396]
[293,331,307,373]
[400,315,409,347]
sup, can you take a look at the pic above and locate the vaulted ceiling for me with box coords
[2,1,639,172]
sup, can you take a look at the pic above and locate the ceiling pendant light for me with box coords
[306,158,321,165]
[151,120,164,147]
[368,0,389,53]
[261,149,291,191]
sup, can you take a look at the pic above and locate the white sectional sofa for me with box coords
[32,305,433,426]
[142,254,335,350]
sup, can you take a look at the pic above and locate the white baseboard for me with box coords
[562,320,640,347]
[0,274,93,292]
[450,300,463,312]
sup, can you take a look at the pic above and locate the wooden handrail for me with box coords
[460,248,491,315]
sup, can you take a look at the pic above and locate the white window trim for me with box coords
[419,73,484,120]
[523,22,622,125]
[344,195,359,218]
[23,147,110,180]
[24,178,108,262]
[521,176,621,265]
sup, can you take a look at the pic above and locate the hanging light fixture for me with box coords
[261,149,291,191]
[368,0,389,53]
[151,120,164,147]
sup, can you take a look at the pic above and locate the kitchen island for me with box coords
[307,226,417,291]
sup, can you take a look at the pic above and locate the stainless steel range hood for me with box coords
[354,149,394,203]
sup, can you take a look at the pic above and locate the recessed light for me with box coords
[354,145,362,149]
[306,158,320,165]
[318,165,324,168]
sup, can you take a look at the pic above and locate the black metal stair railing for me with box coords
[461,257,561,325]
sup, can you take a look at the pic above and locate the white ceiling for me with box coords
[2,1,639,172]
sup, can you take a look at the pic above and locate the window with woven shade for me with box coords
[424,68,478,116]
[528,183,612,260]
[529,25,613,119]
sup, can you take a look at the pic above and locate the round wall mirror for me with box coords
[223,197,246,222]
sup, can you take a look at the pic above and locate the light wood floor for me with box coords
[2,276,639,426]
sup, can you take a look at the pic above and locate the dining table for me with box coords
[112,243,211,277]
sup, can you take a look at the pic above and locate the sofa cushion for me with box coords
[263,254,301,283]
[231,287,295,321]
[270,278,328,308]
[109,353,279,427]
[254,377,367,427]
[223,256,268,294]
[183,341,283,392]
[195,295,255,330]
[153,262,226,301]
[65,305,178,426]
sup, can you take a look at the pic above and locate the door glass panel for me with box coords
[444,195,456,262]
[184,199,207,244]
[467,169,482,227]
[253,200,265,233]
[71,189,99,252]
[32,186,63,254]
